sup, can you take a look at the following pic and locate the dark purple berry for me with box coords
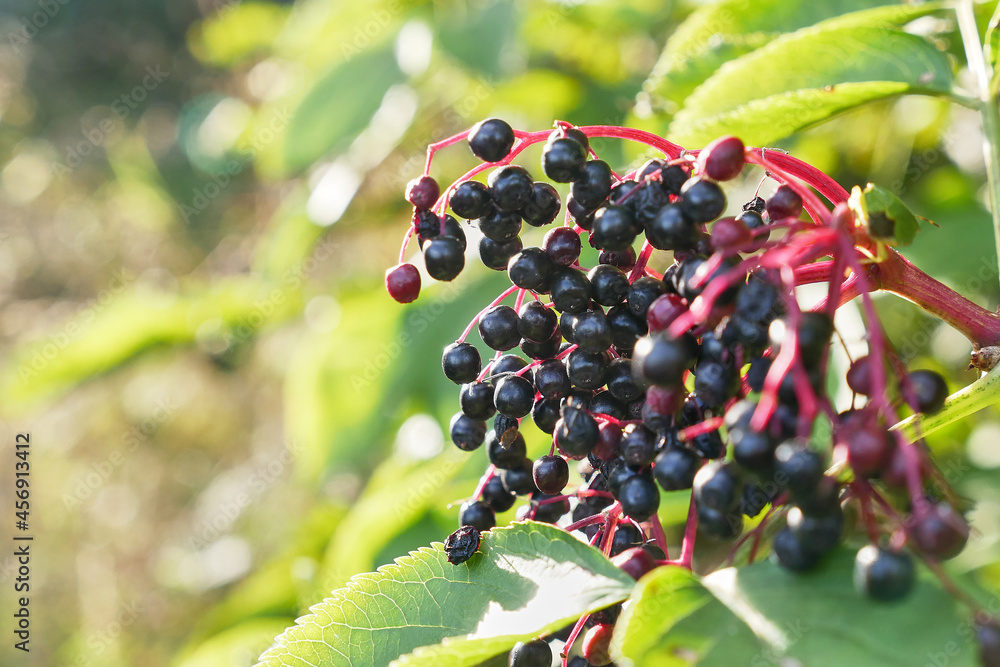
[442,342,481,384]
[612,546,657,580]
[518,301,558,343]
[765,184,803,221]
[679,177,727,223]
[632,333,698,388]
[489,165,534,211]
[533,455,569,494]
[487,429,526,469]
[771,527,822,572]
[521,182,562,226]
[653,446,701,491]
[450,180,493,219]
[588,264,629,307]
[422,236,465,281]
[910,502,969,560]
[591,205,638,252]
[854,545,914,602]
[907,369,948,414]
[549,267,593,313]
[542,136,588,183]
[507,247,555,292]
[479,305,521,351]
[459,500,496,531]
[542,227,582,266]
[479,207,523,242]
[572,310,613,354]
[494,374,535,418]
[646,203,700,251]
[385,263,420,303]
[406,175,440,210]
[482,474,517,512]
[509,639,552,667]
[566,348,609,390]
[479,236,523,271]
[571,160,613,209]
[468,118,515,163]
[501,458,538,495]
[698,135,745,181]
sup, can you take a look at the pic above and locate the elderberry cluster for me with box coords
[388,119,976,666]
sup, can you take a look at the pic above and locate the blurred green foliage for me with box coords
[1,0,999,665]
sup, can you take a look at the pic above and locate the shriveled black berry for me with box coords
[468,118,515,163]
[646,203,700,251]
[479,207,523,242]
[482,474,516,512]
[542,226,582,266]
[679,177,727,223]
[765,184,803,221]
[487,429,527,469]
[479,236,523,271]
[459,500,496,531]
[460,381,496,420]
[494,374,535,418]
[518,301,558,343]
[479,305,521,351]
[493,414,520,445]
[653,446,701,491]
[618,475,660,522]
[550,267,593,313]
[567,348,609,390]
[415,210,464,246]
[423,236,465,281]
[555,400,600,458]
[599,246,636,271]
[450,412,487,452]
[442,342,481,384]
[693,461,741,512]
[489,165,534,211]
[533,455,570,494]
[571,160,614,209]
[572,310,613,354]
[632,333,698,388]
[591,205,637,252]
[534,359,570,399]
[629,183,671,229]
[444,525,481,564]
[588,264,629,307]
[854,545,914,602]
[531,396,561,434]
[607,304,647,351]
[907,369,948,414]
[771,527,822,572]
[606,358,642,403]
[450,180,493,219]
[502,458,538,496]
[628,277,669,320]
[641,160,689,196]
[621,424,658,467]
[543,136,588,183]
[508,247,554,292]
[521,182,561,227]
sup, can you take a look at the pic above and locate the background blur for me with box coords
[0,0,999,665]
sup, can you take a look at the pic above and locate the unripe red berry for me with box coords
[582,623,614,666]
[646,293,686,333]
[846,356,874,395]
[405,175,440,210]
[612,546,657,580]
[385,263,421,303]
[710,216,752,250]
[910,502,969,560]
[765,184,803,221]
[699,135,745,181]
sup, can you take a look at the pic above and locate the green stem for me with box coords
[957,0,1000,294]
[891,361,1000,440]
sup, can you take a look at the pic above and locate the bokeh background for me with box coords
[0,0,999,665]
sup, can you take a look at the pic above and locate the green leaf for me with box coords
[255,522,635,667]
[283,45,404,173]
[610,566,709,664]
[848,183,922,245]
[700,548,977,665]
[668,26,954,147]
[644,0,936,112]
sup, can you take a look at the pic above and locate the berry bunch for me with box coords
[388,119,981,665]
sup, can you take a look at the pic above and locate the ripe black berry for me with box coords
[531,396,561,434]
[488,165,534,211]
[646,203,700,251]
[694,360,739,409]
[628,277,669,320]
[679,177,727,223]
[459,500,496,531]
[468,118,515,163]
[534,359,570,399]
[517,301,558,343]
[460,381,496,420]
[910,502,969,560]
[567,194,597,230]
[450,412,487,451]
[769,312,833,368]
[479,305,521,351]
[502,458,538,495]
[533,455,569,494]
[542,226,582,266]
[765,184,803,221]
[490,354,527,378]
[854,545,915,602]
[607,304,647,351]
[591,205,638,252]
[653,446,701,491]
[698,505,743,539]
[487,428,527,468]
[589,391,626,420]
[442,342,482,384]
[619,474,660,522]
[606,358,642,403]
[450,180,493,219]
[482,474,516,512]
[771,527,822,572]
[571,160,614,209]
[508,247,555,292]
[572,310,613,354]
[774,442,824,496]
[699,135,745,181]
[693,461,741,512]
[566,348,609,390]
[444,525,481,564]
[406,175,440,210]
[621,424,658,467]
[549,267,593,313]
[542,136,588,183]
[423,236,465,281]
[520,330,561,360]
[479,207,523,242]
[521,182,561,227]
[479,236,523,271]
[907,369,948,414]
[494,374,535,418]
[787,505,843,556]
[508,639,552,667]
[385,263,420,303]
[587,264,628,307]
[555,400,600,458]
[632,333,698,388]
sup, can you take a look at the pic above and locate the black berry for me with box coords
[468,118,515,163]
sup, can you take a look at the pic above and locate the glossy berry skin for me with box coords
[765,184,803,221]
[567,349,609,390]
[646,293,686,332]
[679,177,727,223]
[480,236,523,271]
[488,165,534,212]
[907,369,948,414]
[479,305,521,351]
[846,356,874,395]
[385,263,421,303]
[698,135,745,181]
[542,226,582,266]
[487,429,527,469]
[533,455,569,494]
[591,205,638,252]
[543,136,588,183]
[606,358,642,402]
[693,461,741,512]
[490,354,527,378]
[854,545,915,602]
[422,237,465,281]
[694,360,739,409]
[774,443,824,496]
[508,639,552,667]
[572,310,613,354]
[554,400,600,458]
[482,474,516,512]
[711,216,752,250]
[442,342,481,384]
[518,301,558,343]
[632,333,698,388]
[572,160,614,209]
[621,424,658,467]
[612,546,658,580]
[459,500,496,531]
[772,527,822,572]
[618,475,660,522]
[460,381,496,420]
[628,277,669,320]
[787,506,844,556]
[654,446,701,491]
[589,264,629,306]
[607,304,647,352]
[494,374,535,418]
[406,175,440,210]
[646,203,700,251]
[444,525,481,564]
[508,247,555,292]
[582,623,614,666]
[549,267,593,313]
[450,180,493,219]
[518,182,560,228]
[910,502,969,560]
[531,397,561,434]
[468,118,515,163]
[450,413,487,451]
